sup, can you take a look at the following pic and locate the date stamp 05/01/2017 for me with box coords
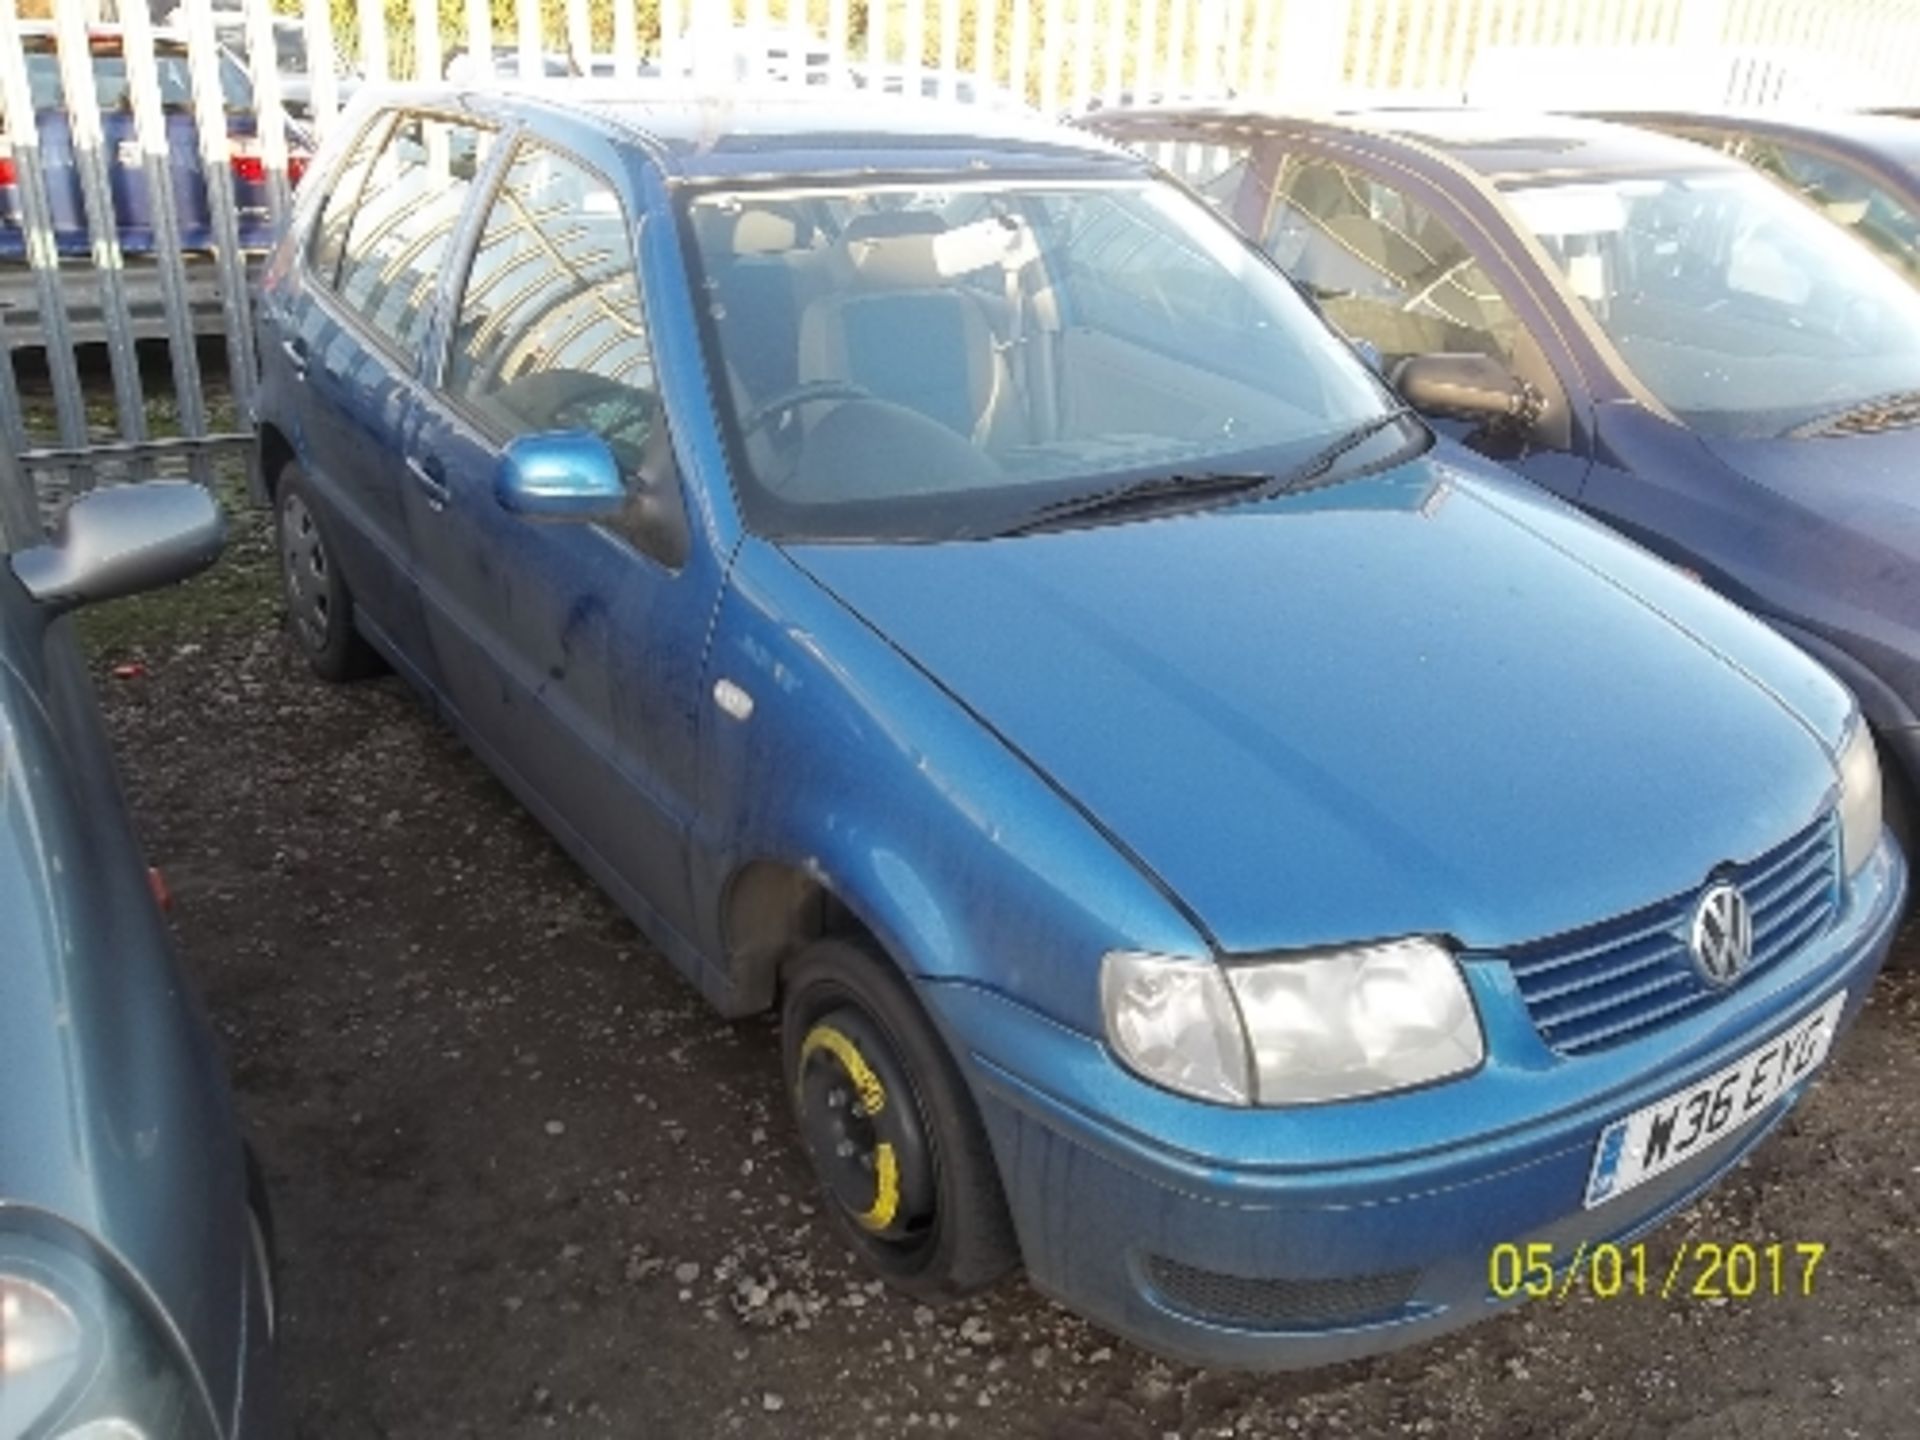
[1488,1241,1828,1302]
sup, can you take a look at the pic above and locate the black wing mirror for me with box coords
[1392,353,1541,428]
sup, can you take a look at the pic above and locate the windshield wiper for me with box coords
[981,409,1419,539]
[1269,406,1419,496]
[992,468,1281,537]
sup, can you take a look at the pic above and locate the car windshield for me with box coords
[1504,168,1920,437]
[682,177,1402,541]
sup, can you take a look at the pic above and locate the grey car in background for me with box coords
[1,480,274,1438]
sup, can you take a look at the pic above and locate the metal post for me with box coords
[939,0,961,97]
[1041,0,1062,111]
[122,0,210,484]
[519,0,542,81]
[356,0,388,85]
[303,0,338,134]
[243,0,292,230]
[1010,0,1034,101]
[0,406,36,544]
[565,0,591,74]
[828,0,851,80]
[613,0,639,81]
[1272,0,1349,107]
[51,0,145,486]
[1134,0,1158,101]
[0,0,87,454]
[183,0,257,418]
[1070,0,1094,109]
[906,0,928,88]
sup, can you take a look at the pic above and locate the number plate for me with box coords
[1584,990,1847,1208]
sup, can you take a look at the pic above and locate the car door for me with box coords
[402,136,715,943]
[288,107,496,670]
[1239,140,1595,500]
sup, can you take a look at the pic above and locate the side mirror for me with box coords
[11,480,224,617]
[496,431,627,522]
[1392,353,1538,427]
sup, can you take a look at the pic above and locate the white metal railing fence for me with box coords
[7,0,1920,517]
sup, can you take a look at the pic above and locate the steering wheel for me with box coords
[544,379,657,458]
[740,380,876,438]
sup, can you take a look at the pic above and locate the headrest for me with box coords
[731,209,799,255]
[845,215,1040,289]
[847,234,947,287]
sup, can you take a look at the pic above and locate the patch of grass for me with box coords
[72,461,279,663]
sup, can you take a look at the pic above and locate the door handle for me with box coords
[279,335,308,380]
[405,454,450,510]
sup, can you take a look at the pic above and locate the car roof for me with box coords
[376,83,1137,182]
[1607,108,1920,173]
[1089,103,1739,185]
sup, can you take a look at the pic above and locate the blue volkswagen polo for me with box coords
[252,89,1904,1368]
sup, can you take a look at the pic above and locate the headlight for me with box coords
[1837,717,1883,877]
[1099,952,1251,1105]
[0,1227,217,1440]
[1100,939,1484,1106]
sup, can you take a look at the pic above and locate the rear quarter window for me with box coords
[307,111,394,290]
[321,111,496,360]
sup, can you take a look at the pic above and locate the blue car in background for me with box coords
[0,23,306,257]
[0,23,311,341]
[2,479,276,1437]
[253,90,1903,1367]
[1088,106,1920,839]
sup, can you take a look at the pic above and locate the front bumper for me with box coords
[936,837,1906,1369]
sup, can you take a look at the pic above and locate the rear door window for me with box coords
[330,112,496,359]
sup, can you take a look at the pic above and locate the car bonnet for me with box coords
[784,454,1851,956]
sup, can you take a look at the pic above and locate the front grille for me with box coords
[1143,1255,1421,1330]
[1491,815,1840,1056]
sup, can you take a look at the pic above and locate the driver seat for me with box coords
[796,214,1009,445]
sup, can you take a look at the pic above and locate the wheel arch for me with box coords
[256,421,297,501]
[717,856,891,1015]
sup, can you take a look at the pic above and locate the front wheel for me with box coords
[781,937,1019,1300]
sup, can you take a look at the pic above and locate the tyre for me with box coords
[1879,736,1913,863]
[275,463,381,681]
[781,936,1019,1300]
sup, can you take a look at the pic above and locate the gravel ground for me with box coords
[93,571,1920,1440]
